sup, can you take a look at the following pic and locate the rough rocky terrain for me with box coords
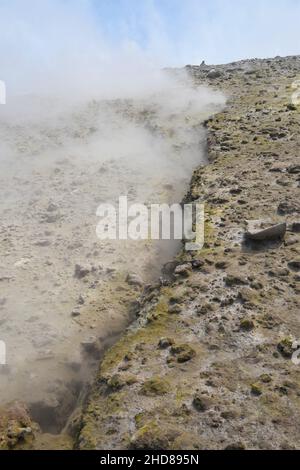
[77,56,300,450]
[1,55,299,450]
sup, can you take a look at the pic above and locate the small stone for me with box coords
[245,221,286,241]
[251,383,263,396]
[168,305,182,314]
[126,273,144,287]
[71,309,81,317]
[162,261,181,276]
[74,264,90,279]
[225,274,248,287]
[130,422,175,450]
[7,426,32,440]
[240,318,255,331]
[170,344,196,363]
[250,281,263,290]
[215,260,229,269]
[225,442,246,450]
[278,201,300,215]
[238,288,259,306]
[174,264,192,277]
[36,350,54,360]
[284,234,298,246]
[229,186,242,194]
[277,338,294,358]
[78,295,85,305]
[47,202,59,212]
[287,103,297,111]
[169,294,183,304]
[191,260,205,269]
[42,213,61,223]
[287,164,300,174]
[207,69,223,79]
[106,268,116,275]
[107,373,137,391]
[260,374,272,384]
[193,394,211,412]
[291,222,300,233]
[14,258,30,268]
[221,409,238,420]
[33,239,51,247]
[288,259,300,272]
[268,267,289,278]
[158,337,174,349]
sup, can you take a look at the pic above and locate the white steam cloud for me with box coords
[0,0,226,419]
[0,0,170,100]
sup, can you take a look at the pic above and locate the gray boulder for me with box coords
[245,221,286,241]
[207,69,223,79]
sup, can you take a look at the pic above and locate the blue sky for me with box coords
[1,0,299,65]
[0,0,299,94]
[91,0,300,64]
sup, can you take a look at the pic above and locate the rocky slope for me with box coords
[0,82,223,438]
[77,56,300,450]
[1,55,299,451]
